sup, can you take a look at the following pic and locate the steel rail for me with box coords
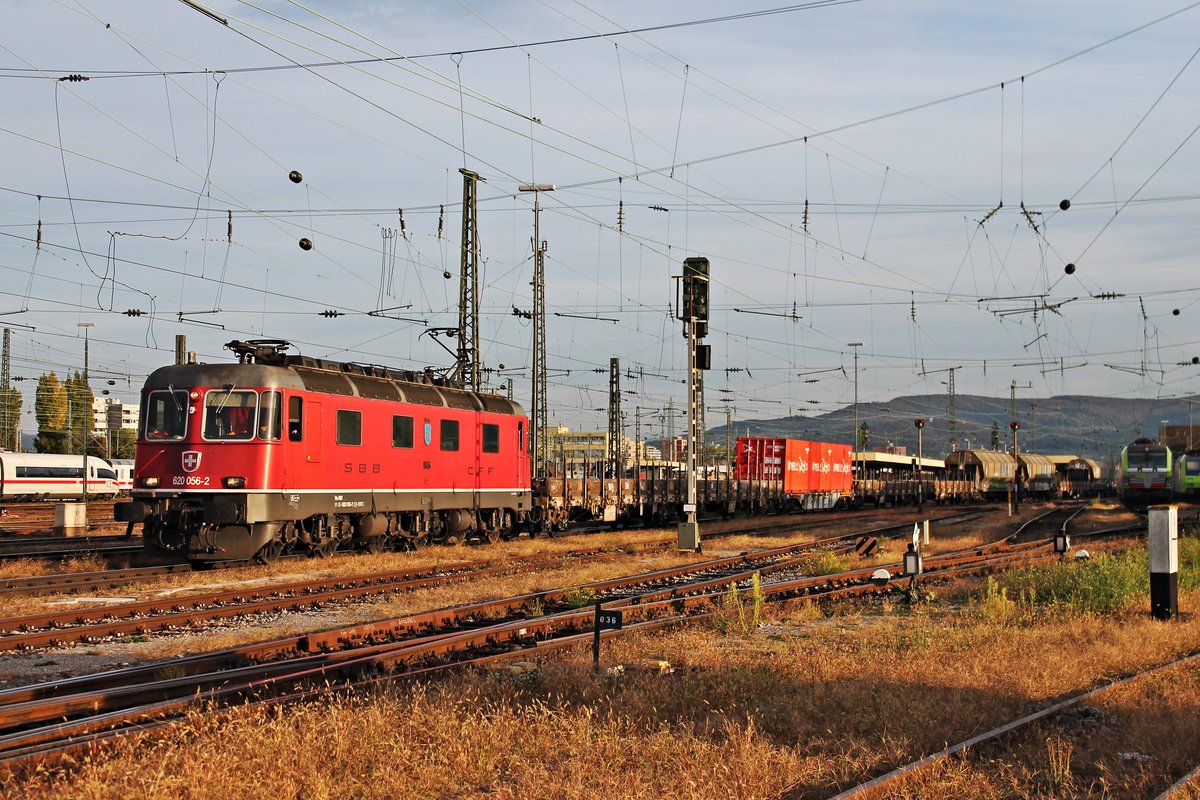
[822,650,1200,800]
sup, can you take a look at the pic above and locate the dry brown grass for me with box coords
[0,555,109,580]
[8,578,1199,799]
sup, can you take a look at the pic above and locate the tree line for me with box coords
[0,372,135,458]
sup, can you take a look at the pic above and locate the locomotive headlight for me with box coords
[223,476,246,488]
[141,476,160,487]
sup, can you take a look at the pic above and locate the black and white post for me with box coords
[1148,505,1179,620]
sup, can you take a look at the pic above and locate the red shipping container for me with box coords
[829,442,853,493]
[735,437,787,482]
[811,440,825,493]
[738,437,852,497]
[783,439,812,494]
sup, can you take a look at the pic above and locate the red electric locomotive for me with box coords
[116,340,531,563]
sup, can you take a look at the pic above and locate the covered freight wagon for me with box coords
[1063,457,1109,497]
[1017,453,1059,498]
[944,450,1016,497]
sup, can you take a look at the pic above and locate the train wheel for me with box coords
[254,539,284,565]
[401,534,428,551]
[499,511,518,541]
[313,539,338,558]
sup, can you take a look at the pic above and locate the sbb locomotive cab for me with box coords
[116,340,531,564]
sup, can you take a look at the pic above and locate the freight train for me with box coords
[115,340,1119,564]
[115,341,832,562]
[115,341,867,563]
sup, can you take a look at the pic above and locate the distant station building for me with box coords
[92,397,139,438]
[1159,424,1200,453]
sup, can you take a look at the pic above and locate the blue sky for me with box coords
[1,1,1198,443]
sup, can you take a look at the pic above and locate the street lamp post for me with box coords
[849,342,863,457]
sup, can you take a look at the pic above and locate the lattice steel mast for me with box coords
[456,169,482,391]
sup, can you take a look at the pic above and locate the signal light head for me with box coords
[222,476,246,489]
[141,476,160,488]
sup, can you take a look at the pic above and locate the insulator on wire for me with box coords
[803,199,809,232]
[319,309,342,318]
[124,309,144,317]
[227,210,233,243]
[58,74,90,82]
[617,200,625,232]
[398,209,407,238]
[978,202,1003,227]
[437,205,444,238]
[36,219,42,250]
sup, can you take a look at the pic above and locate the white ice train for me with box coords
[0,452,121,501]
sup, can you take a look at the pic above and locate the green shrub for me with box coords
[998,550,1145,615]
[793,551,848,576]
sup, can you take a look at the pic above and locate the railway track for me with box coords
[0,500,121,536]
[0,524,881,652]
[823,650,1200,799]
[0,505,976,596]
[0,535,143,564]
[0,511,1106,774]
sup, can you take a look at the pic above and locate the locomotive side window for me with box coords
[203,390,258,441]
[259,391,283,441]
[288,396,303,441]
[336,410,362,446]
[440,420,460,451]
[518,421,524,452]
[392,415,414,448]
[144,390,188,440]
[482,423,500,454]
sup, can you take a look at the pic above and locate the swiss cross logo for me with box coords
[182,451,202,473]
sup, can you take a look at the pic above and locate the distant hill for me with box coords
[706,394,1200,462]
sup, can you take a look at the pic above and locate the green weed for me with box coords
[714,572,764,636]
[562,586,596,609]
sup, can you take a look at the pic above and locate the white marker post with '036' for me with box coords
[1148,505,1179,620]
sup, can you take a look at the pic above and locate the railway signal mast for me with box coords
[607,358,622,479]
[1011,420,1021,513]
[678,257,711,551]
[914,418,925,514]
